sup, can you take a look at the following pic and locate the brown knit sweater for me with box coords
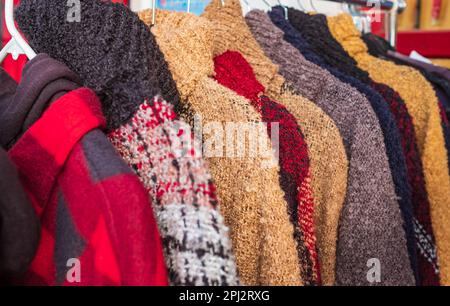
[138,9,302,286]
[327,14,450,285]
[245,9,415,286]
[202,0,349,285]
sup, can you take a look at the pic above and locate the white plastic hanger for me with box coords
[0,0,36,63]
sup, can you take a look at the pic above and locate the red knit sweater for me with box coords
[214,50,320,285]
[8,88,168,285]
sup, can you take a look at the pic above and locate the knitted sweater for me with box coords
[268,7,417,282]
[0,54,167,285]
[327,14,450,285]
[285,10,439,284]
[139,9,302,286]
[15,0,181,131]
[202,0,349,286]
[246,10,415,286]
[14,0,238,286]
[214,50,320,284]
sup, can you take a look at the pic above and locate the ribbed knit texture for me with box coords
[246,9,415,286]
[328,14,450,285]
[269,7,417,283]
[214,50,320,284]
[139,9,302,285]
[14,0,239,286]
[202,0,349,286]
[288,10,439,285]
[15,0,181,131]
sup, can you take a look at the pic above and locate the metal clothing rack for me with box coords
[321,0,407,47]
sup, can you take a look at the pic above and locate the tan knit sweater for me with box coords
[139,9,302,286]
[202,0,349,285]
[328,14,450,285]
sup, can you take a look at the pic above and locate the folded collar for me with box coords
[0,54,81,149]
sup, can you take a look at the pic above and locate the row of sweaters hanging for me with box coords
[0,0,448,286]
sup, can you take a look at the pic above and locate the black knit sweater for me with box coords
[15,0,181,131]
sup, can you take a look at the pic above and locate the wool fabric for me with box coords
[245,10,415,286]
[287,10,439,285]
[108,96,239,286]
[269,7,417,282]
[139,9,302,286]
[327,14,450,285]
[0,55,168,285]
[202,0,348,285]
[14,0,239,286]
[214,50,320,284]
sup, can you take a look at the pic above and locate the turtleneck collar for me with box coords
[214,51,265,103]
[0,54,81,149]
[327,14,368,57]
[15,0,180,131]
[202,0,283,94]
[138,9,215,100]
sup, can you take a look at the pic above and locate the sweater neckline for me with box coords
[287,9,371,83]
[327,14,369,58]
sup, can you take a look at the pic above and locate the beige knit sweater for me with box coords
[139,9,302,286]
[328,14,450,285]
[202,0,349,285]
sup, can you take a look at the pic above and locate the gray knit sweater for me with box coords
[245,10,415,286]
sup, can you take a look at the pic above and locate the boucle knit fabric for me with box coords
[369,47,450,174]
[327,14,450,285]
[214,50,320,284]
[15,0,181,131]
[202,0,348,286]
[287,9,439,285]
[14,0,239,286]
[108,96,239,286]
[0,146,40,278]
[269,7,417,282]
[246,10,415,286]
[139,9,302,286]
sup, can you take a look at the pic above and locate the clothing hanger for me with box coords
[0,0,36,63]
[276,0,289,19]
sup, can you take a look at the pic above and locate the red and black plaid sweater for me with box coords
[8,88,168,285]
